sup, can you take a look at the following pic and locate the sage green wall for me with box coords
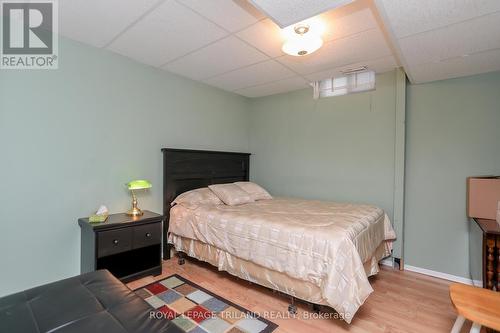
[405,71,500,278]
[248,70,500,279]
[0,38,250,297]
[248,71,397,230]
[1,36,498,298]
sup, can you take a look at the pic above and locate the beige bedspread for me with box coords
[168,198,395,322]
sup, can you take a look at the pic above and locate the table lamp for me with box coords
[126,180,152,216]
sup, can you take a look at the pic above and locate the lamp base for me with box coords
[127,193,143,217]
[126,207,143,217]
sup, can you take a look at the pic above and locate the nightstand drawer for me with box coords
[133,223,161,249]
[79,210,163,282]
[97,228,132,258]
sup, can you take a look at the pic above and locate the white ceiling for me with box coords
[375,0,500,83]
[58,0,500,98]
[59,0,398,98]
[248,0,355,28]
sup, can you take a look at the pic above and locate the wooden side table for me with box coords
[449,283,500,333]
[78,210,163,282]
[472,218,500,291]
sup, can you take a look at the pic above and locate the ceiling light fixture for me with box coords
[282,21,324,57]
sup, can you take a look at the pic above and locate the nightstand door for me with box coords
[133,222,161,249]
[97,228,132,258]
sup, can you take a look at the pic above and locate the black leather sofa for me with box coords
[0,270,182,333]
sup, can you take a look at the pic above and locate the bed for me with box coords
[162,148,395,323]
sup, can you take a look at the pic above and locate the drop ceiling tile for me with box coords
[249,0,354,28]
[163,36,269,80]
[304,55,398,81]
[399,12,500,67]
[409,48,500,83]
[235,76,309,97]
[319,2,378,42]
[107,0,228,66]
[236,19,285,58]
[59,0,161,48]
[204,60,296,91]
[376,0,500,38]
[177,0,265,32]
[277,28,392,75]
[237,2,379,59]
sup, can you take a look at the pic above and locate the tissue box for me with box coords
[467,176,500,220]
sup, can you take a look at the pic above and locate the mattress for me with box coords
[168,198,395,322]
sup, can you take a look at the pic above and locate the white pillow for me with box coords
[208,184,254,206]
[172,188,223,209]
[234,182,272,201]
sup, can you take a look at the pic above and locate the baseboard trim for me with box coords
[471,279,483,288]
[380,258,394,267]
[379,258,482,286]
[404,264,483,286]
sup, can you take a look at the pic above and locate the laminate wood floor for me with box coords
[127,257,476,333]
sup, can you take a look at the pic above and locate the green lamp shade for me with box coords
[127,180,152,190]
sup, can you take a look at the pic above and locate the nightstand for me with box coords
[78,210,163,282]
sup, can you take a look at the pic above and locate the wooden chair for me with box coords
[449,283,500,333]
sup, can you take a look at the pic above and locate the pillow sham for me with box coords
[208,183,254,206]
[172,188,223,209]
[234,182,272,201]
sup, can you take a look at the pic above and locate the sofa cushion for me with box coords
[0,270,182,333]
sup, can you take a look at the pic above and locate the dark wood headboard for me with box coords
[161,148,250,258]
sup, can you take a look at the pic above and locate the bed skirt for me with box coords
[168,234,390,321]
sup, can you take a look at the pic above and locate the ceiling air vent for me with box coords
[341,66,368,75]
